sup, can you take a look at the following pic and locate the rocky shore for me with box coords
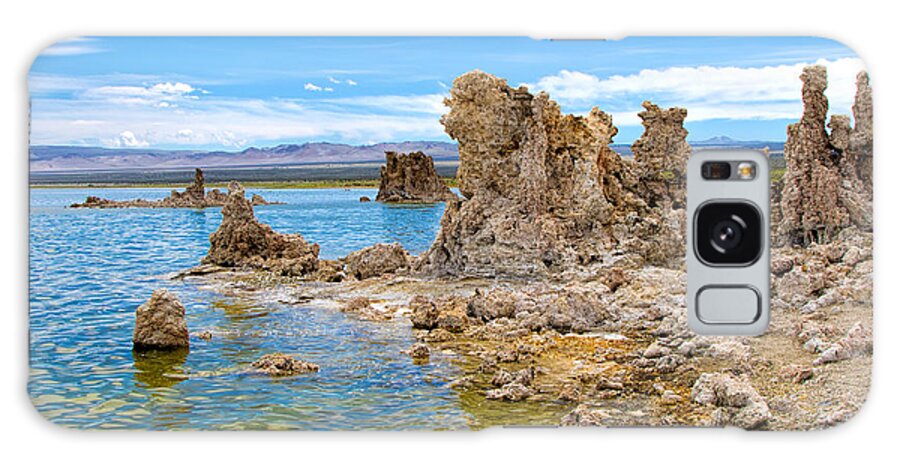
[70,168,279,208]
[167,66,872,430]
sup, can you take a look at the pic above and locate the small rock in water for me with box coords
[250,353,319,376]
[132,289,190,351]
[359,196,372,202]
[407,343,431,359]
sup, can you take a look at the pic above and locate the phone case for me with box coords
[28,37,872,430]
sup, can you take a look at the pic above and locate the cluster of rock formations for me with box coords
[374,151,457,203]
[70,168,276,208]
[132,289,190,351]
[153,66,872,430]
[415,71,689,278]
[198,181,412,281]
[777,66,873,245]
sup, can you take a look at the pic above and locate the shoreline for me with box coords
[29,178,459,190]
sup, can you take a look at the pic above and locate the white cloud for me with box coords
[328,77,341,84]
[531,57,866,124]
[30,91,446,149]
[40,38,105,56]
[346,79,358,86]
[82,81,202,106]
[304,83,323,91]
[108,131,149,148]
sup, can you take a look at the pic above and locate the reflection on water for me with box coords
[30,187,473,430]
[132,348,189,389]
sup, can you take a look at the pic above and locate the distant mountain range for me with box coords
[28,141,460,172]
[29,137,784,172]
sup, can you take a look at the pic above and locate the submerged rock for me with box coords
[485,382,533,402]
[343,243,411,280]
[416,70,687,278]
[375,151,457,203]
[250,353,319,376]
[202,181,320,276]
[406,343,431,359]
[132,289,190,351]
[70,168,278,208]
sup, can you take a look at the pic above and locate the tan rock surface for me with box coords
[132,289,189,350]
[375,151,456,203]
[779,66,872,245]
[343,243,411,280]
[416,70,687,278]
[202,181,320,276]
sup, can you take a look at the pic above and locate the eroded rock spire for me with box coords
[202,181,320,276]
[415,70,688,277]
[779,66,872,246]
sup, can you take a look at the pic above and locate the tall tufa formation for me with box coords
[203,181,320,276]
[850,72,873,194]
[375,151,457,203]
[779,66,872,246]
[174,168,207,204]
[631,102,690,209]
[416,70,688,277]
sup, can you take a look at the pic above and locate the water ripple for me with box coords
[30,188,468,430]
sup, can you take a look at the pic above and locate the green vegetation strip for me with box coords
[30,178,460,190]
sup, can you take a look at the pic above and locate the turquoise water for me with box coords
[29,188,471,430]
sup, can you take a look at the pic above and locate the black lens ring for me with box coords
[694,201,763,266]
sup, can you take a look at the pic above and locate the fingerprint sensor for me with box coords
[696,286,761,324]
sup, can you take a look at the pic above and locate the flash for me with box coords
[737,162,756,180]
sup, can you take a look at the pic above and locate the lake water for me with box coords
[28,188,475,430]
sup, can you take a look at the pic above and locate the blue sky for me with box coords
[29,37,863,150]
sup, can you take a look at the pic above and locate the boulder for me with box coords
[132,289,190,350]
[342,243,410,280]
[409,295,469,332]
[375,151,456,203]
[407,343,431,359]
[691,373,772,429]
[202,181,320,276]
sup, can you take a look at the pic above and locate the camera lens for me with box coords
[710,218,743,251]
[695,202,762,265]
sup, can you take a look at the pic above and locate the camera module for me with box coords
[694,201,762,265]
